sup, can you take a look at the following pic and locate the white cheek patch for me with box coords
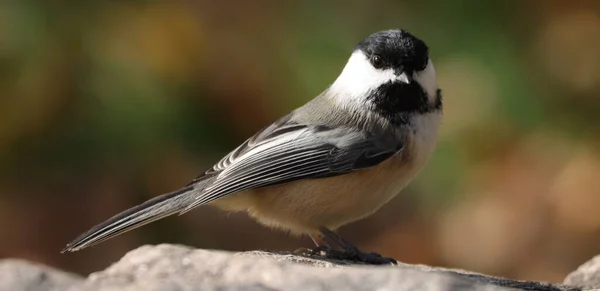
[414,59,439,103]
[329,51,396,102]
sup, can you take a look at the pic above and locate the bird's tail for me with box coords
[62,179,208,253]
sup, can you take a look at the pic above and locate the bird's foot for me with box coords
[308,245,397,265]
[293,247,312,255]
[308,227,397,265]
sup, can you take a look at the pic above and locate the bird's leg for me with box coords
[295,234,328,255]
[310,233,327,247]
[306,234,334,256]
[308,226,397,265]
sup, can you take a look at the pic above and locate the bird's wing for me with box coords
[181,114,403,213]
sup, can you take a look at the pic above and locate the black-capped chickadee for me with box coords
[62,29,442,265]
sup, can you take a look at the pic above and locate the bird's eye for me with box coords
[371,55,384,68]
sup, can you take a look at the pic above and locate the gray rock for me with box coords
[0,259,83,291]
[564,255,600,289]
[0,244,588,291]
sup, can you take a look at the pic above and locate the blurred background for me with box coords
[1,0,599,283]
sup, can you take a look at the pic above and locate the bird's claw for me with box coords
[308,245,397,265]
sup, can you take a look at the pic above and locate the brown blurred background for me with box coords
[1,0,600,283]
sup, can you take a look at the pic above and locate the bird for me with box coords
[62,29,442,265]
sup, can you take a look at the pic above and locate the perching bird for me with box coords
[62,29,442,265]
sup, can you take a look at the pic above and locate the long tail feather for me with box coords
[62,182,204,253]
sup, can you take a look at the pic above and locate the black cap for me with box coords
[355,29,429,73]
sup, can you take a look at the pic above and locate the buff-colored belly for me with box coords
[212,153,422,235]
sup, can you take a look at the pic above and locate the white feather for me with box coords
[329,51,396,102]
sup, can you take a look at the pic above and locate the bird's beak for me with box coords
[396,72,412,84]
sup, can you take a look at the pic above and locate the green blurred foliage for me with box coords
[1,0,599,283]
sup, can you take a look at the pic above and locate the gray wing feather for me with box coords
[181,120,402,213]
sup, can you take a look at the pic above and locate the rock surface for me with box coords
[0,259,83,291]
[0,244,591,291]
[564,254,600,289]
